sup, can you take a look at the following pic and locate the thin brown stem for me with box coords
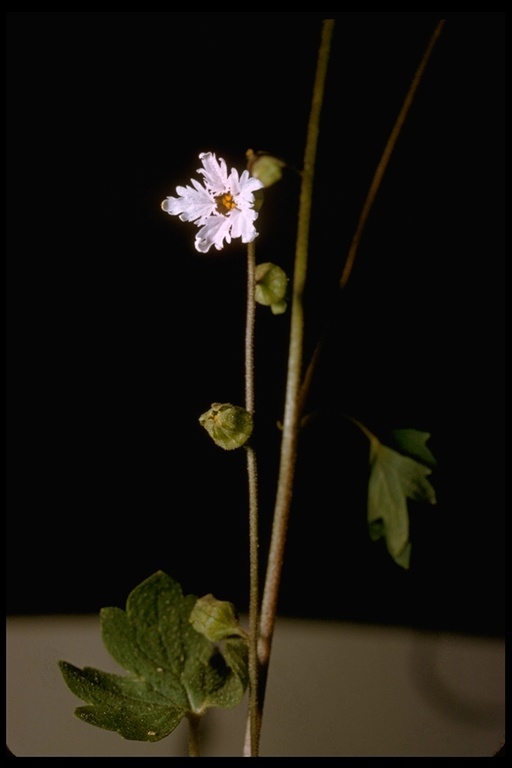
[187,713,202,757]
[255,17,335,745]
[299,19,446,416]
[340,19,446,289]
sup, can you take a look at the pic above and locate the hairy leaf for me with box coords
[58,571,248,741]
[58,662,183,741]
[390,429,437,468]
[368,430,436,568]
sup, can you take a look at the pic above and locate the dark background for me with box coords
[6,12,505,637]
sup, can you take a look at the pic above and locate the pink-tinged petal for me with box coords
[227,209,243,240]
[229,208,259,244]
[194,215,232,253]
[161,196,185,215]
[227,167,241,196]
[240,169,264,194]
[161,182,215,223]
[235,171,264,206]
[197,152,228,195]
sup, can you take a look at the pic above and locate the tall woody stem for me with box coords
[253,18,335,751]
[245,239,260,756]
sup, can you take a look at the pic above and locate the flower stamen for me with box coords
[215,192,238,215]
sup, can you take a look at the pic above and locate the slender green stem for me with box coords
[245,241,257,415]
[187,713,202,757]
[245,239,260,756]
[255,17,335,744]
[245,443,260,756]
[299,19,446,415]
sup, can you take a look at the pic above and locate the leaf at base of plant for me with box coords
[58,571,248,741]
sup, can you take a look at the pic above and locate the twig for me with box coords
[299,19,446,415]
[251,18,335,753]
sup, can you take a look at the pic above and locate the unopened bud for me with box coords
[190,594,246,642]
[199,403,254,450]
[255,262,288,315]
[246,149,285,188]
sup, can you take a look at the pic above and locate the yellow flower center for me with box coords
[215,192,238,215]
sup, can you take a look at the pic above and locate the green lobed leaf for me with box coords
[58,661,183,741]
[368,433,436,569]
[58,571,248,741]
[390,429,437,468]
[182,637,248,712]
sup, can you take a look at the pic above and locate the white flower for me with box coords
[161,152,264,253]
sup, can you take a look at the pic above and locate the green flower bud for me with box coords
[189,594,247,642]
[246,149,285,188]
[255,262,289,315]
[199,403,254,450]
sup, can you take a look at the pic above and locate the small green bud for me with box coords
[199,402,254,450]
[255,262,289,315]
[246,149,285,188]
[189,594,247,642]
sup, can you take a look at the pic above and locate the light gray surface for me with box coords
[6,615,505,757]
